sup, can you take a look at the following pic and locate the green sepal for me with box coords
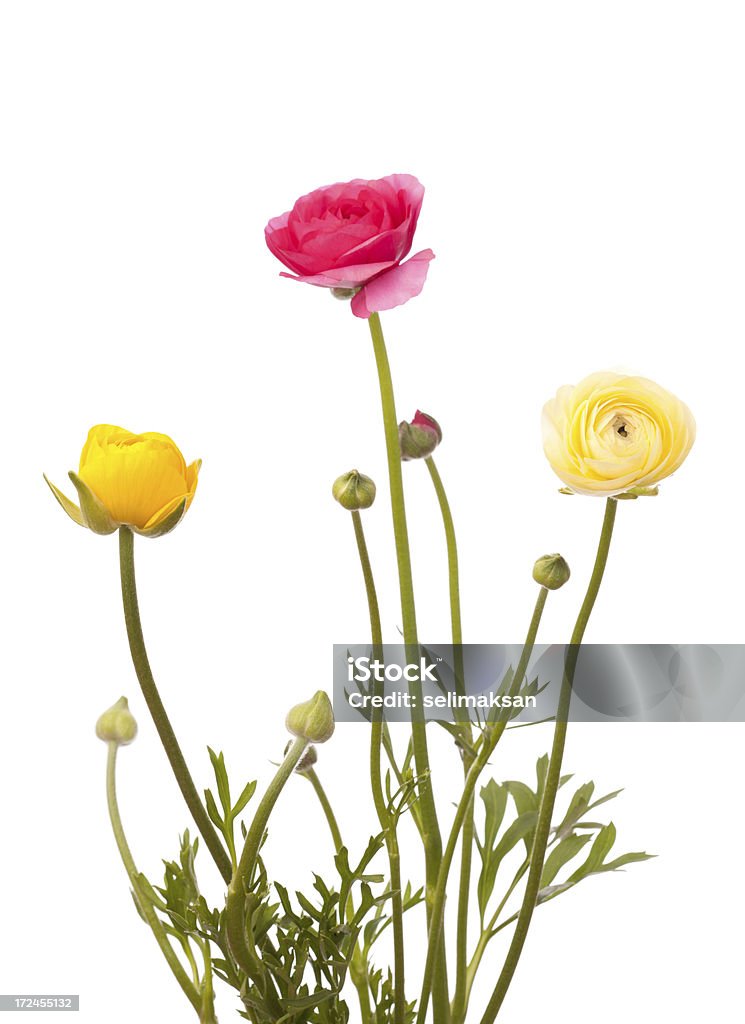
[558,487,575,495]
[135,497,187,538]
[68,471,118,534]
[43,474,85,528]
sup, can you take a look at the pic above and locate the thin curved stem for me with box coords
[416,586,549,1024]
[425,455,473,1024]
[305,764,373,1024]
[367,312,449,1022]
[118,527,232,884]
[424,457,465,699]
[305,767,344,854]
[479,497,618,1024]
[105,742,202,1016]
[351,508,406,1024]
[225,736,307,978]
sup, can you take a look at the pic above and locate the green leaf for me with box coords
[477,779,508,855]
[567,823,618,882]
[232,779,257,818]
[504,779,538,819]
[208,748,232,818]
[204,788,224,832]
[478,811,537,920]
[598,851,656,872]
[540,833,594,888]
[554,781,595,840]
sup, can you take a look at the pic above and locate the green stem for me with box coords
[305,767,344,854]
[367,311,449,1022]
[118,527,232,885]
[304,766,372,1024]
[463,859,528,1009]
[425,455,473,1024]
[105,743,202,1016]
[351,508,406,1024]
[416,587,549,1024]
[424,457,465,700]
[197,938,217,1024]
[479,497,618,1024]
[225,736,307,979]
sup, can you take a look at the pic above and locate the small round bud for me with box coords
[285,741,318,774]
[286,690,335,744]
[332,470,376,511]
[399,410,442,461]
[532,553,571,591]
[96,696,138,745]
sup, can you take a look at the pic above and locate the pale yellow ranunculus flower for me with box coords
[45,425,200,537]
[542,372,695,496]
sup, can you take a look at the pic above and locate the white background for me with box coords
[1,2,743,1021]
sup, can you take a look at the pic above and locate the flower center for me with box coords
[613,415,631,439]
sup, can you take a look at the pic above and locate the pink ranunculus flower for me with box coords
[265,174,435,319]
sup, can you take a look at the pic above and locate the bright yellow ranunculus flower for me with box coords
[45,425,200,537]
[542,372,695,497]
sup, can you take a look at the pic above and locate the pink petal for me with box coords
[279,259,398,289]
[351,250,435,318]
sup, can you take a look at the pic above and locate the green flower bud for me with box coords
[399,411,442,461]
[332,470,376,511]
[285,740,318,774]
[286,690,335,744]
[96,696,138,746]
[532,553,571,591]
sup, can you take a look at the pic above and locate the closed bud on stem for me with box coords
[532,553,571,591]
[285,740,318,773]
[332,470,376,511]
[286,691,335,744]
[96,696,138,745]
[399,410,442,461]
